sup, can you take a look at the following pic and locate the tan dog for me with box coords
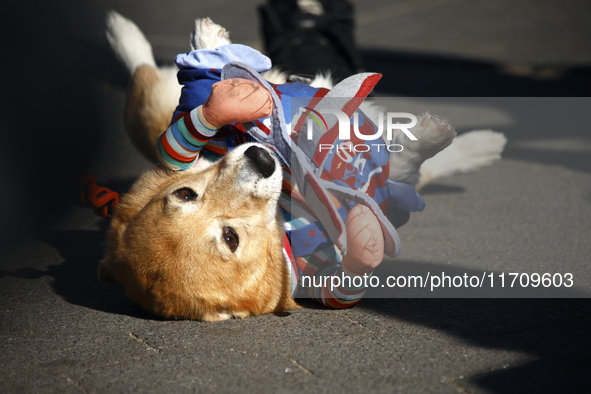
[98,142,299,321]
[100,12,505,321]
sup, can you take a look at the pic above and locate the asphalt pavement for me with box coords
[1,0,591,392]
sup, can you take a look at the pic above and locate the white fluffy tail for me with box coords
[106,11,157,74]
[417,130,507,189]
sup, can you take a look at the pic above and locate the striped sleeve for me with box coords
[298,252,368,309]
[157,106,220,170]
[309,263,368,309]
[321,263,369,308]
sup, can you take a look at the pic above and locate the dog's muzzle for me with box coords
[245,145,276,178]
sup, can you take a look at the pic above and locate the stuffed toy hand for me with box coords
[200,79,273,127]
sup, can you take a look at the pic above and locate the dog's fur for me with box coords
[100,12,506,321]
[98,141,298,321]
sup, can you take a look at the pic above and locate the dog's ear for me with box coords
[97,258,116,283]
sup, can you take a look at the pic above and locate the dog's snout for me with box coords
[245,146,275,178]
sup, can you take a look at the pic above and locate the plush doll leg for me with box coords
[200,79,273,128]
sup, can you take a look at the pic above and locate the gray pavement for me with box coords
[1,0,591,392]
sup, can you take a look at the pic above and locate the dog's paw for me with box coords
[191,17,231,50]
[405,113,456,161]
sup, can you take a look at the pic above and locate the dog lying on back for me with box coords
[100,12,506,321]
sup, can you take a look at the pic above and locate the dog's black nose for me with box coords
[245,146,276,178]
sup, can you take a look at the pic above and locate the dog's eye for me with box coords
[173,187,197,201]
[223,226,239,252]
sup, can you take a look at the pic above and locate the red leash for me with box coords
[79,174,120,219]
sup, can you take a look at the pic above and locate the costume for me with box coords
[158,44,425,307]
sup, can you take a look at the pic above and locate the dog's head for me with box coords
[99,143,298,321]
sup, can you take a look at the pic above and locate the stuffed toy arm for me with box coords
[158,78,273,170]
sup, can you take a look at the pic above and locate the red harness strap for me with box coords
[79,174,120,219]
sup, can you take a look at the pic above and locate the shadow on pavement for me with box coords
[361,47,591,97]
[417,183,465,195]
[356,260,591,392]
[361,297,591,393]
[504,146,591,175]
[29,230,160,321]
